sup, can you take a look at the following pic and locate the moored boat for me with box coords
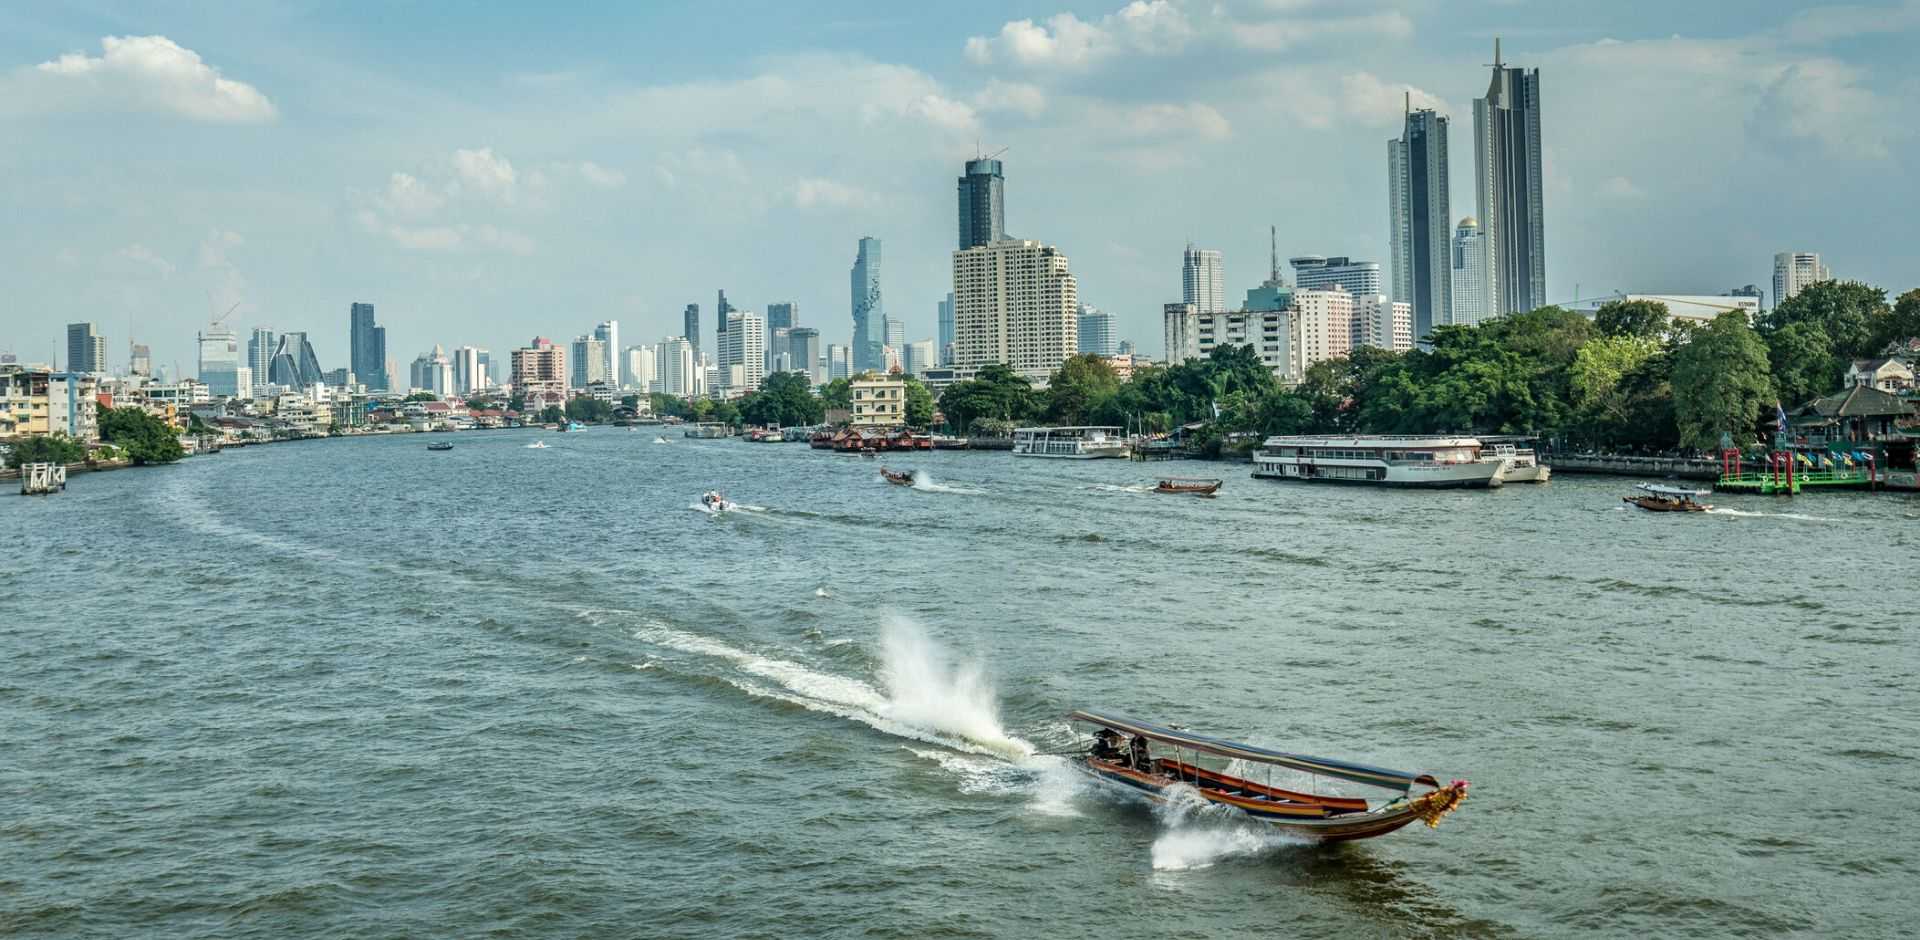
[1624,483,1711,512]
[880,467,915,486]
[426,442,454,451]
[1067,710,1468,843]
[1484,439,1551,483]
[1153,477,1222,496]
[1252,435,1505,488]
[1012,426,1131,459]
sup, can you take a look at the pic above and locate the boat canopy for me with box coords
[1068,709,1430,792]
[1637,483,1709,497]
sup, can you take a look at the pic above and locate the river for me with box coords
[4,428,1916,938]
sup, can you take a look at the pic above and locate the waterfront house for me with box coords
[1789,386,1918,446]
[850,375,906,428]
[1845,358,1914,393]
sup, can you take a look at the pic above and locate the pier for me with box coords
[19,462,66,495]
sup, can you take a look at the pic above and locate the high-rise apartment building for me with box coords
[904,340,936,377]
[511,337,567,402]
[1773,253,1830,305]
[937,292,955,366]
[850,237,884,373]
[1290,256,1384,296]
[683,304,701,360]
[1352,294,1415,352]
[1449,218,1491,326]
[1162,303,1294,380]
[66,322,106,373]
[1077,305,1117,357]
[197,325,246,398]
[787,328,822,384]
[570,336,608,389]
[1474,39,1547,315]
[1182,245,1226,313]
[625,345,658,392]
[247,328,276,386]
[655,337,696,397]
[957,158,1006,250]
[593,321,620,387]
[349,302,388,391]
[1389,101,1453,338]
[951,239,1079,383]
[719,310,767,391]
[1292,289,1355,374]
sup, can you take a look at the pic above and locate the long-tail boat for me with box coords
[1623,483,1711,512]
[1153,477,1222,496]
[1066,710,1468,843]
[880,467,915,486]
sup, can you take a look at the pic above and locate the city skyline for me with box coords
[3,2,1914,373]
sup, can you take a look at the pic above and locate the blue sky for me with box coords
[3,0,1915,375]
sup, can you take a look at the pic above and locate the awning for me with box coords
[1068,709,1428,792]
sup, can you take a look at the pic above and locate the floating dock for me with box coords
[20,462,66,495]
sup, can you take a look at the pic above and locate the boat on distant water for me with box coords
[426,442,454,451]
[684,422,733,439]
[1624,483,1711,512]
[1153,477,1221,496]
[526,440,549,449]
[1012,426,1130,459]
[1067,710,1468,843]
[880,467,915,486]
[1485,440,1551,483]
[1252,435,1505,488]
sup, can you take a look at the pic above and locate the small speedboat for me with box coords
[426,442,454,451]
[526,440,549,450]
[700,491,735,513]
[1624,482,1710,512]
[653,436,670,444]
[1068,710,1468,843]
[880,467,915,487]
[1153,477,1221,497]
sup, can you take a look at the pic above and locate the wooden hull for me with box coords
[880,470,914,486]
[1078,757,1460,843]
[1154,482,1221,496]
[1624,496,1709,512]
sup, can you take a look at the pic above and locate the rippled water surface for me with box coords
[5,429,1917,938]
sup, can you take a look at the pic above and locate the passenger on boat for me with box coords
[1090,729,1122,762]
[1128,735,1151,772]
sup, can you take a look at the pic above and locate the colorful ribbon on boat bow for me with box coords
[1410,780,1470,828]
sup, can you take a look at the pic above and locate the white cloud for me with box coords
[965,1,1193,69]
[1752,58,1892,159]
[1336,72,1451,128]
[451,147,518,202]
[1597,176,1646,201]
[111,244,175,278]
[1111,102,1232,140]
[790,178,884,211]
[577,161,627,188]
[357,212,535,255]
[379,172,446,216]
[6,35,275,123]
[972,80,1048,118]
[197,230,248,310]
[1230,11,1413,51]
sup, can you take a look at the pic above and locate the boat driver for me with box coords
[1129,735,1152,773]
[1090,729,1122,762]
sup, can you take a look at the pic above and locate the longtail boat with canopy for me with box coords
[1066,710,1468,843]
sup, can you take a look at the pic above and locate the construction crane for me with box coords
[206,290,242,326]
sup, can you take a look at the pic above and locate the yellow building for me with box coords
[850,374,905,428]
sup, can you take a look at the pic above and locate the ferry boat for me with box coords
[1012,426,1131,459]
[1483,438,1551,483]
[1252,435,1506,488]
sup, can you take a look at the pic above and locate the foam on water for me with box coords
[1707,508,1843,523]
[909,470,985,495]
[1087,483,1151,494]
[1148,784,1311,871]
[634,618,1033,759]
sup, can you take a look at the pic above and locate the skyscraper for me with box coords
[130,344,151,377]
[349,302,388,391]
[957,157,1006,250]
[767,302,797,334]
[952,239,1079,382]
[883,314,906,352]
[850,237,884,373]
[787,327,822,384]
[827,344,851,380]
[1077,305,1117,357]
[904,340,936,377]
[937,292,955,366]
[593,320,620,387]
[1182,245,1226,313]
[197,324,244,397]
[451,346,485,396]
[411,346,454,397]
[626,344,658,392]
[1450,218,1490,326]
[1474,38,1547,315]
[1290,256,1384,296]
[570,336,608,388]
[1390,98,1453,337]
[716,290,735,341]
[655,337,696,397]
[512,337,568,406]
[247,328,276,387]
[1245,226,1293,313]
[268,332,324,387]
[1773,253,1830,305]
[719,310,767,391]
[683,303,701,359]
[65,322,105,373]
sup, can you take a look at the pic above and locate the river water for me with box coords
[4,429,1916,938]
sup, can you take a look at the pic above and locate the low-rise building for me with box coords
[851,374,906,428]
[1163,303,1292,377]
[1789,385,1918,446]
[1846,358,1915,393]
[1564,293,1761,326]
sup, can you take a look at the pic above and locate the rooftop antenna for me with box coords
[1404,89,1411,115]
[1269,225,1279,283]
[1490,37,1503,70]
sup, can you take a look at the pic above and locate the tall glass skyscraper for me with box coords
[270,332,325,387]
[766,302,796,333]
[937,292,955,366]
[349,302,387,391]
[198,325,244,398]
[248,328,276,386]
[683,304,700,359]
[1474,39,1546,315]
[957,158,1005,250]
[850,237,884,373]
[716,290,735,340]
[1390,100,1453,338]
[65,322,105,373]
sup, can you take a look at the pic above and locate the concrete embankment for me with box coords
[1545,455,1722,481]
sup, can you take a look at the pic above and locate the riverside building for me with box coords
[951,239,1080,384]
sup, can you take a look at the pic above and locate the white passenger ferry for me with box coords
[1485,441,1551,483]
[1252,435,1506,488]
[1012,426,1131,459]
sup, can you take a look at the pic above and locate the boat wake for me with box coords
[909,470,985,495]
[1706,508,1844,523]
[653,436,670,444]
[1087,483,1151,494]
[632,615,1032,760]
[1148,785,1312,871]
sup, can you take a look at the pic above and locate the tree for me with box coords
[620,394,639,409]
[6,434,87,468]
[1593,299,1670,339]
[565,397,614,424]
[538,405,566,424]
[819,378,853,411]
[403,391,439,403]
[1765,321,1840,407]
[650,393,691,419]
[1043,354,1121,425]
[1876,288,1920,350]
[740,372,825,428]
[97,407,186,465]
[1672,312,1773,450]
[1758,280,1888,361]
[507,393,526,413]
[1570,334,1660,437]
[937,363,1041,431]
[902,377,935,428]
